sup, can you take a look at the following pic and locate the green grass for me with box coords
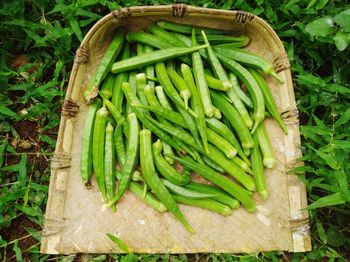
[0,0,349,261]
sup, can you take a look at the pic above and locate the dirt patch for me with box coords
[12,121,38,141]
[0,216,40,262]
[9,120,50,173]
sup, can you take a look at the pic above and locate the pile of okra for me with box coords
[81,21,287,233]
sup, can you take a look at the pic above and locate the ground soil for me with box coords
[0,119,51,261]
[0,216,40,262]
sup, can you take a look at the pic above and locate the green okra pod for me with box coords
[201,31,232,90]
[256,122,276,169]
[251,133,269,200]
[84,30,125,102]
[81,99,102,185]
[153,140,190,186]
[112,44,130,112]
[105,122,116,203]
[111,45,207,73]
[170,155,256,212]
[127,32,174,49]
[136,73,148,106]
[161,179,215,199]
[150,24,188,47]
[157,20,231,35]
[192,30,215,117]
[155,64,200,142]
[226,75,253,130]
[132,104,187,129]
[92,106,109,203]
[144,45,156,88]
[181,63,209,153]
[207,128,237,159]
[167,61,191,110]
[114,119,126,166]
[214,40,250,49]
[146,116,255,191]
[100,92,124,124]
[108,113,140,207]
[115,170,167,212]
[185,182,240,209]
[140,129,194,233]
[100,73,115,99]
[228,72,253,108]
[214,47,284,83]
[155,85,174,110]
[205,118,250,166]
[142,85,177,164]
[122,82,182,152]
[211,92,254,150]
[250,69,288,134]
[216,54,265,133]
[205,74,231,91]
[125,68,137,116]
[173,195,232,216]
[201,155,224,173]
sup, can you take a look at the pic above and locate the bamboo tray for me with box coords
[41,5,311,254]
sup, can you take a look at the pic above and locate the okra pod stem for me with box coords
[205,74,231,91]
[256,122,276,169]
[100,73,115,99]
[167,61,191,110]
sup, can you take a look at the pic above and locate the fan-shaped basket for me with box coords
[41,4,311,254]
